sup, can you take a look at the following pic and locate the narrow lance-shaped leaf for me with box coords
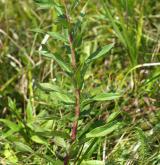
[52,53,72,73]
[86,43,114,63]
[81,93,120,108]
[14,142,34,153]
[51,92,75,104]
[35,130,70,139]
[78,139,99,164]
[86,121,123,138]
[34,0,55,8]
[107,111,121,123]
[34,0,63,13]
[48,31,68,43]
[31,30,67,43]
[38,83,61,92]
[0,119,20,132]
[26,100,33,122]
[31,135,47,145]
[39,51,72,73]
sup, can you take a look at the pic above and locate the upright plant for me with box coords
[34,0,121,164]
[1,0,159,164]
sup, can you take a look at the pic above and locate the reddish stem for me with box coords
[64,155,69,165]
[71,89,80,141]
[62,1,81,164]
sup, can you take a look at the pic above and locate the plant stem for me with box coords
[62,0,80,142]
[62,0,81,164]
[71,89,80,141]
[64,155,69,165]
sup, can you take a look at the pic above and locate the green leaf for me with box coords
[86,43,114,63]
[81,98,93,108]
[51,52,72,73]
[56,15,68,27]
[35,130,70,139]
[0,119,20,132]
[34,0,55,8]
[8,97,17,111]
[51,92,74,104]
[107,111,121,123]
[48,31,67,42]
[81,93,120,108]
[38,83,61,92]
[31,135,47,145]
[26,100,33,122]
[77,138,100,164]
[86,121,122,138]
[81,160,104,165]
[34,0,63,12]
[92,93,120,101]
[14,142,33,153]
[39,51,72,73]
